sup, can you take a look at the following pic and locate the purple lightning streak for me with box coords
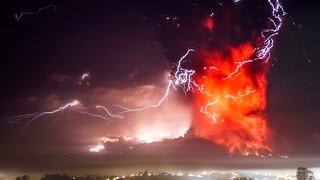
[95,105,123,119]
[6,1,286,154]
[15,100,80,128]
[224,89,256,99]
[100,48,196,117]
[14,4,56,22]
[99,0,286,121]
[174,49,196,92]
[164,0,286,124]
[111,80,175,115]
[170,0,286,99]
[198,89,256,123]
[200,98,220,122]
[63,49,196,121]
[221,0,286,80]
[79,111,110,120]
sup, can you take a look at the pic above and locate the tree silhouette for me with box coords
[16,175,30,180]
[296,167,315,180]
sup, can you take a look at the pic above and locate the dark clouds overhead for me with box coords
[1,0,320,172]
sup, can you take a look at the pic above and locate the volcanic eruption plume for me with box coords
[8,0,286,156]
[171,0,286,155]
[192,43,270,155]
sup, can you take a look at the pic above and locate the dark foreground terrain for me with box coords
[14,167,316,180]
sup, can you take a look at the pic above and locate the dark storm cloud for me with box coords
[1,0,320,173]
[1,0,192,167]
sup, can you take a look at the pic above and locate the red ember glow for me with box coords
[193,43,271,154]
[203,17,215,31]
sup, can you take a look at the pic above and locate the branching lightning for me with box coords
[8,100,80,128]
[8,0,286,155]
[110,80,176,115]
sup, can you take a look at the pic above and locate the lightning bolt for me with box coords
[221,0,286,80]
[14,4,56,22]
[7,0,286,155]
[177,0,285,122]
[9,0,285,123]
[111,80,175,115]
[95,105,123,118]
[8,100,80,128]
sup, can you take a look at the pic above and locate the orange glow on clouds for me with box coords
[193,43,271,154]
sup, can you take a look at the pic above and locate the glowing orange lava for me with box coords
[193,43,271,155]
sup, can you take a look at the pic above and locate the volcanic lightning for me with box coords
[14,4,56,22]
[9,0,286,155]
[184,0,285,154]
[8,100,80,128]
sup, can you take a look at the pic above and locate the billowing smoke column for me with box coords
[174,0,285,155]
[9,0,285,156]
[193,43,270,155]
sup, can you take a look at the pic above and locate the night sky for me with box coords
[1,0,320,175]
